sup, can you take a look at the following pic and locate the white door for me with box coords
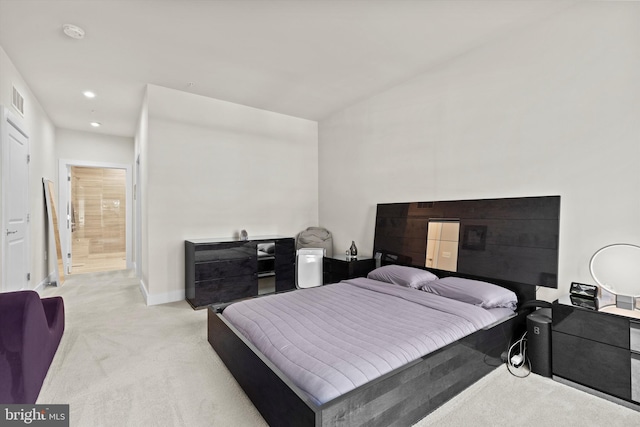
[2,109,30,292]
[65,167,72,274]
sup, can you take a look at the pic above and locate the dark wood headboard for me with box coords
[373,195,560,301]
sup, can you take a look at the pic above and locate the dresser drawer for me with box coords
[553,302,629,349]
[195,257,256,281]
[187,275,257,307]
[194,242,256,262]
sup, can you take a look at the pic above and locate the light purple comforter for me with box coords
[222,277,510,405]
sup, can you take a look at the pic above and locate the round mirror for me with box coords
[590,244,640,297]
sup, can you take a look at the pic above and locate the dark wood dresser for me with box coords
[552,296,640,409]
[185,236,294,309]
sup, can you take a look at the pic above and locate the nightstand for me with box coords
[552,296,640,409]
[323,256,375,285]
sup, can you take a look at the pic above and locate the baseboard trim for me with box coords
[138,278,149,303]
[138,278,184,306]
[34,274,52,294]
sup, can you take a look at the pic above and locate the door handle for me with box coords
[6,229,17,235]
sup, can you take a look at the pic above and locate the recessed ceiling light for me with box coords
[90,122,101,127]
[63,24,85,40]
[83,91,96,98]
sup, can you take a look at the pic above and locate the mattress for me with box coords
[222,277,512,405]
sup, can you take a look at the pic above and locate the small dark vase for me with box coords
[350,241,358,258]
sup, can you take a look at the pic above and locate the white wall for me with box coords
[0,44,57,290]
[134,90,148,287]
[141,85,318,304]
[318,1,640,302]
[56,128,134,165]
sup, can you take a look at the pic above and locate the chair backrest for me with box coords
[296,248,325,289]
[0,291,44,352]
[295,227,333,257]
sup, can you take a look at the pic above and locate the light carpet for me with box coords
[39,270,640,426]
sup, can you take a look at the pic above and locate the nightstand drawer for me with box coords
[324,259,348,276]
[323,257,375,284]
[552,331,631,400]
[553,302,629,349]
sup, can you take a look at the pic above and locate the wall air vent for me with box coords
[12,86,25,116]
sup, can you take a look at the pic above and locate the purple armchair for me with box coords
[0,290,65,404]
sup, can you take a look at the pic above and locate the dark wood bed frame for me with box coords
[207,277,533,427]
[205,195,557,425]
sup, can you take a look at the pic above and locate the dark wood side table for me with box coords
[552,296,640,409]
[323,256,376,285]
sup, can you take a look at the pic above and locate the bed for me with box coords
[208,265,532,426]
[208,196,559,426]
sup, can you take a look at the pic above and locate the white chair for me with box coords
[295,248,325,289]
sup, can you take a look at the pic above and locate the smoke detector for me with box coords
[63,24,85,39]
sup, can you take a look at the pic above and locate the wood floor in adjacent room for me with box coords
[70,251,126,275]
[39,271,640,426]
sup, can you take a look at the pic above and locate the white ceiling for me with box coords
[0,0,572,137]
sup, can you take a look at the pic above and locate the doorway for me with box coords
[69,166,126,274]
[59,160,133,275]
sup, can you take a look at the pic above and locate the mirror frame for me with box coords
[589,243,640,298]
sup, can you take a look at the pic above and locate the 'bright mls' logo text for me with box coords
[4,408,47,424]
[1,405,68,426]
